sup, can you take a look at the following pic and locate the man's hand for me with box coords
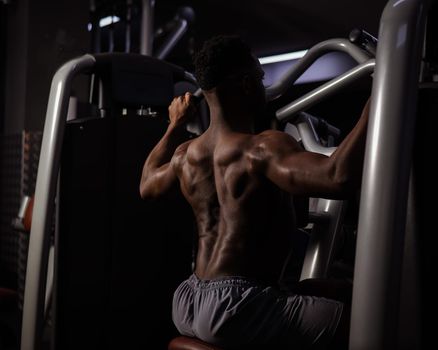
[168,92,196,127]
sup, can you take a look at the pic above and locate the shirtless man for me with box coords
[140,36,370,349]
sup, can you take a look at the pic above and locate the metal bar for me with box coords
[295,114,337,156]
[265,38,371,101]
[276,59,375,122]
[140,0,155,55]
[291,113,345,280]
[44,245,54,317]
[89,0,101,53]
[125,0,133,53]
[300,199,346,280]
[350,0,428,348]
[155,18,188,60]
[108,18,115,53]
[21,54,96,350]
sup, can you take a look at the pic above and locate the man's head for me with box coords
[193,35,264,92]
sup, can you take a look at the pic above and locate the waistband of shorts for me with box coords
[187,273,266,289]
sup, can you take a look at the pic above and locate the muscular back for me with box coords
[141,93,369,284]
[173,130,295,284]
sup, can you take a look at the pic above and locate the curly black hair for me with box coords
[193,35,259,90]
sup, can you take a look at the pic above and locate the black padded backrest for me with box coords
[93,53,187,108]
[56,115,195,349]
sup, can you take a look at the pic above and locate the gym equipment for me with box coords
[350,0,432,348]
[169,336,225,350]
[349,28,378,56]
[284,112,345,281]
[89,1,195,62]
[20,53,198,350]
[155,6,195,60]
[125,0,133,53]
[263,34,376,281]
[140,0,154,55]
[265,38,373,103]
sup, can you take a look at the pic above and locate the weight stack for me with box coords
[0,131,42,310]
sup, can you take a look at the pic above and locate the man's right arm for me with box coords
[252,98,370,199]
[139,93,195,199]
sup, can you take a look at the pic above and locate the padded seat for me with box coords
[169,336,224,350]
[168,336,270,350]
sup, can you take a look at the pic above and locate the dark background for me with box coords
[0,0,387,132]
[153,0,386,56]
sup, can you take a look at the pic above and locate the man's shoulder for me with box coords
[243,130,301,171]
[175,138,195,154]
[172,138,195,166]
[252,129,300,150]
[256,129,288,139]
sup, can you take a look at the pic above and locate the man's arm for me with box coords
[139,93,195,199]
[253,98,371,199]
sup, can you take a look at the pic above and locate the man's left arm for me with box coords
[139,93,195,199]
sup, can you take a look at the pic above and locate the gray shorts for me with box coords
[172,274,343,348]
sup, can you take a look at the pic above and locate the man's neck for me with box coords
[205,94,255,134]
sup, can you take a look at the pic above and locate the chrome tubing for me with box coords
[265,38,372,101]
[350,0,428,348]
[21,54,96,350]
[276,59,375,122]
